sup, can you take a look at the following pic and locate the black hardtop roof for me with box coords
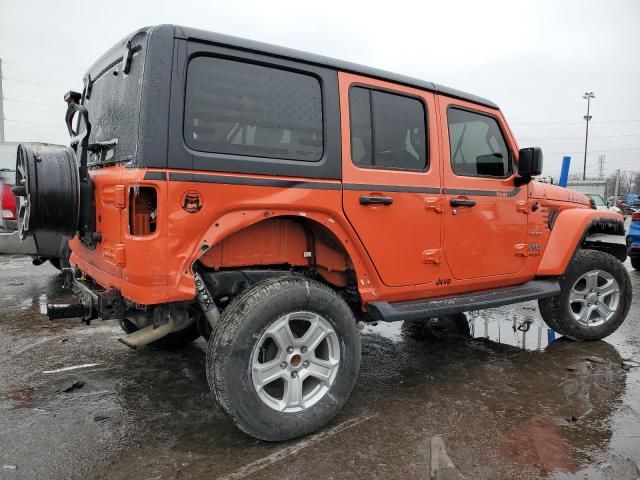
[174,25,498,109]
[85,25,498,110]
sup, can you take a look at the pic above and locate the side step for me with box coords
[367,280,561,322]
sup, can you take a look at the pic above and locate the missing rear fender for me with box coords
[198,267,362,312]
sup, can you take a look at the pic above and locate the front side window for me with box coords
[349,86,427,171]
[447,108,512,178]
[184,57,323,161]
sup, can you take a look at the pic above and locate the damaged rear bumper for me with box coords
[47,268,124,323]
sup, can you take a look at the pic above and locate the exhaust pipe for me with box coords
[118,316,176,349]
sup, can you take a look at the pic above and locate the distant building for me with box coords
[566,179,607,197]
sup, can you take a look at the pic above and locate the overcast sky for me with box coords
[1,0,639,178]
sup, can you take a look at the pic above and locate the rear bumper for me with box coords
[47,267,124,322]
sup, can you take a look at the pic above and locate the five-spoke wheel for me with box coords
[207,276,360,441]
[251,312,340,413]
[568,269,620,327]
[540,249,631,340]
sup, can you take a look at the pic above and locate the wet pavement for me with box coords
[0,255,639,480]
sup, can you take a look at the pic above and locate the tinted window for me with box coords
[448,108,512,177]
[349,87,427,171]
[184,57,323,161]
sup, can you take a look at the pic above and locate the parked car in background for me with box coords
[0,142,70,268]
[607,195,636,216]
[586,193,622,215]
[628,212,640,270]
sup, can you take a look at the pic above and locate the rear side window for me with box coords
[447,108,512,178]
[184,57,323,161]
[349,86,427,171]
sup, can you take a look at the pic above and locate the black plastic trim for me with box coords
[443,187,520,197]
[168,172,342,190]
[143,171,167,181]
[344,183,440,194]
[367,280,561,322]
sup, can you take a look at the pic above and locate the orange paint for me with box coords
[67,74,624,311]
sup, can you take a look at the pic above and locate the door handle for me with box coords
[450,198,476,207]
[359,195,393,206]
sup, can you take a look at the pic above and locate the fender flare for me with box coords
[537,209,626,276]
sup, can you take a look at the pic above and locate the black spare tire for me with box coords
[13,143,80,240]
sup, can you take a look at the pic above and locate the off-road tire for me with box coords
[539,250,631,341]
[119,317,201,350]
[207,276,361,442]
[631,256,640,271]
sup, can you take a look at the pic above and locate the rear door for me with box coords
[339,72,443,287]
[439,98,528,280]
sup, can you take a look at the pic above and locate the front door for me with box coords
[439,98,528,280]
[339,72,443,287]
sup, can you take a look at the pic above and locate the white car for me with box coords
[586,193,623,214]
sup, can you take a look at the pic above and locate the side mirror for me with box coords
[516,147,543,186]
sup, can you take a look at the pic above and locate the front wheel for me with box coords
[539,249,631,341]
[207,276,361,441]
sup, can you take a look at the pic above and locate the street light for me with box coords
[582,91,595,180]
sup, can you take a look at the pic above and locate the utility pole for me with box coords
[582,91,595,180]
[614,169,620,203]
[597,154,606,179]
[0,58,5,143]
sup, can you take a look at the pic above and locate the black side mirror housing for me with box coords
[516,147,543,186]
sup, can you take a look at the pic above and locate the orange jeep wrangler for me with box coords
[14,25,631,441]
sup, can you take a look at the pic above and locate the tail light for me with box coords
[632,212,640,222]
[1,184,17,220]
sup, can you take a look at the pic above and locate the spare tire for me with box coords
[13,143,80,240]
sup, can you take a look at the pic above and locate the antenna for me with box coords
[597,154,606,179]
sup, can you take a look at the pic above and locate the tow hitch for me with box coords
[46,267,124,324]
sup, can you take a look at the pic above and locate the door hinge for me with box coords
[422,249,442,264]
[514,243,543,257]
[103,184,127,209]
[115,185,127,209]
[425,197,443,213]
[516,200,540,214]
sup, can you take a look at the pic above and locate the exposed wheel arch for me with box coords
[196,215,361,289]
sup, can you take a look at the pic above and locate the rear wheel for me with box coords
[207,276,360,441]
[631,257,640,271]
[539,250,631,341]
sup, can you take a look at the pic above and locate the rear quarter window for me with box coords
[184,57,324,162]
